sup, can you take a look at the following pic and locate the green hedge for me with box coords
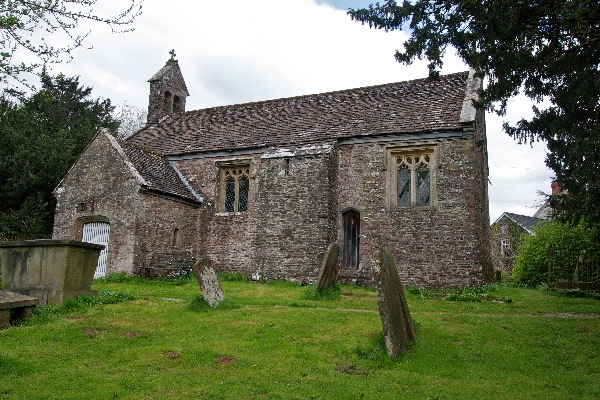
[512,219,597,287]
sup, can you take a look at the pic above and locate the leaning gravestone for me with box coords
[315,243,341,292]
[192,259,224,308]
[372,246,415,358]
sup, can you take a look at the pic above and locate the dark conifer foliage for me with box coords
[0,74,118,238]
[349,0,600,230]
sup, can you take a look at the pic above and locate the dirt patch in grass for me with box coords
[161,352,180,360]
[81,328,104,335]
[216,356,236,364]
[335,364,369,375]
[578,325,592,334]
[541,313,600,319]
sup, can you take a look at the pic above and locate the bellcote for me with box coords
[147,50,189,124]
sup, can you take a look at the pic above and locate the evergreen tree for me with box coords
[349,1,600,230]
[0,74,118,238]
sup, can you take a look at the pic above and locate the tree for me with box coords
[113,102,147,139]
[0,74,118,238]
[349,1,600,230]
[0,0,143,90]
[512,219,597,287]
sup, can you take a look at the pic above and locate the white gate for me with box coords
[82,221,110,278]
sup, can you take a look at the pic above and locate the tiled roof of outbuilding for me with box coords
[129,71,472,156]
[494,212,545,234]
[119,140,202,204]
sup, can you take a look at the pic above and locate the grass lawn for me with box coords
[1,276,599,400]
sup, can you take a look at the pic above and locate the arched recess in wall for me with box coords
[173,95,181,112]
[341,208,360,270]
[75,215,110,278]
[163,91,173,113]
[172,228,180,247]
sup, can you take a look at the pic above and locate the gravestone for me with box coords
[315,243,341,292]
[193,259,224,308]
[372,246,415,358]
[0,239,102,306]
[0,290,38,328]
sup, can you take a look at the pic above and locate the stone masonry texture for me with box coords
[53,63,493,287]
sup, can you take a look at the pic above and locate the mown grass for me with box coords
[1,276,598,400]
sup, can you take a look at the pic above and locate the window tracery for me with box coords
[388,147,435,208]
[219,164,250,213]
[394,151,433,208]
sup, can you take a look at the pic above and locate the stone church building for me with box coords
[53,56,493,287]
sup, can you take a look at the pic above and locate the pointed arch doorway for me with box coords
[342,210,360,270]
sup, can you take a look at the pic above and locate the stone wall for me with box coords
[336,134,490,287]
[53,133,200,275]
[471,108,494,282]
[147,60,188,124]
[173,155,260,274]
[53,133,142,274]
[254,148,336,280]
[133,194,200,274]
[55,124,492,287]
[170,131,491,287]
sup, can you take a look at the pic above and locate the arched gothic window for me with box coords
[219,164,251,213]
[386,147,436,209]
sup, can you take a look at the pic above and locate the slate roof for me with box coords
[129,71,472,156]
[495,212,545,234]
[118,140,202,204]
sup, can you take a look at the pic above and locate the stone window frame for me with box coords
[385,145,438,210]
[216,159,253,214]
[500,239,511,257]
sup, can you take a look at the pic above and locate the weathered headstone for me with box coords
[372,246,415,358]
[315,243,341,292]
[193,259,224,308]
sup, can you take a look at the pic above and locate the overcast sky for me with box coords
[41,0,553,222]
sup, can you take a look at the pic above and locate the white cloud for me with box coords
[45,0,552,222]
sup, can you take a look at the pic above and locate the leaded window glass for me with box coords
[220,165,251,213]
[415,164,430,206]
[225,175,236,212]
[238,175,249,212]
[397,166,411,207]
[396,152,432,208]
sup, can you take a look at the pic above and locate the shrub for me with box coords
[512,219,597,287]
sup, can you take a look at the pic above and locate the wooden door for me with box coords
[342,210,360,270]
